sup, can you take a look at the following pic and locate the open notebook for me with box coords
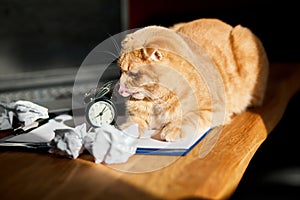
[1,114,212,156]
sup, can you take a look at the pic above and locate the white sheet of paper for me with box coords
[5,114,72,143]
[4,114,210,153]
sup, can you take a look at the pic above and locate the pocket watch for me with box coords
[84,80,118,128]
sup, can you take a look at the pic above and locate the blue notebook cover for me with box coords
[135,128,213,156]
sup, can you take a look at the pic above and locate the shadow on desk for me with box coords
[231,91,300,199]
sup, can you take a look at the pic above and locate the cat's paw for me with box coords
[160,125,183,142]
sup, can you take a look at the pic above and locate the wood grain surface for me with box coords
[0,63,299,200]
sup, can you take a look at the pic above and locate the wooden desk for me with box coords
[1,63,300,200]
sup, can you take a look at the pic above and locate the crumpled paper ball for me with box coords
[87,124,139,164]
[49,123,87,159]
[0,100,49,130]
[49,123,139,164]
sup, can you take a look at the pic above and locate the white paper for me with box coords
[0,100,49,130]
[2,113,210,163]
[5,114,72,143]
[14,100,49,126]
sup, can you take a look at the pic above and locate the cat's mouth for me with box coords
[118,83,132,97]
[118,83,144,99]
[118,82,163,102]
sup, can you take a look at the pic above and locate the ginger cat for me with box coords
[117,18,269,142]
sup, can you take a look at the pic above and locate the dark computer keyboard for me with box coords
[0,83,95,112]
[0,64,120,112]
[0,86,72,103]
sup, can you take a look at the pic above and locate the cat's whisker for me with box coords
[141,90,157,99]
[106,32,122,54]
[97,50,119,59]
[138,89,165,104]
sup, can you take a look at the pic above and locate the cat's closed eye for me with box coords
[128,71,140,79]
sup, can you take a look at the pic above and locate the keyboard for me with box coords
[0,86,73,103]
[0,64,120,113]
[0,83,95,113]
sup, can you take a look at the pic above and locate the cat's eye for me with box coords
[128,71,140,79]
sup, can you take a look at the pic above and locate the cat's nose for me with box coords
[118,83,131,97]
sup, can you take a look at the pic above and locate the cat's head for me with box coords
[118,47,164,100]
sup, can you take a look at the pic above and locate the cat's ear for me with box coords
[142,48,163,61]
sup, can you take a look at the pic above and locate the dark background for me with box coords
[0,0,299,199]
[0,0,123,74]
[128,0,300,63]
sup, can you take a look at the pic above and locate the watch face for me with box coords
[86,99,116,127]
